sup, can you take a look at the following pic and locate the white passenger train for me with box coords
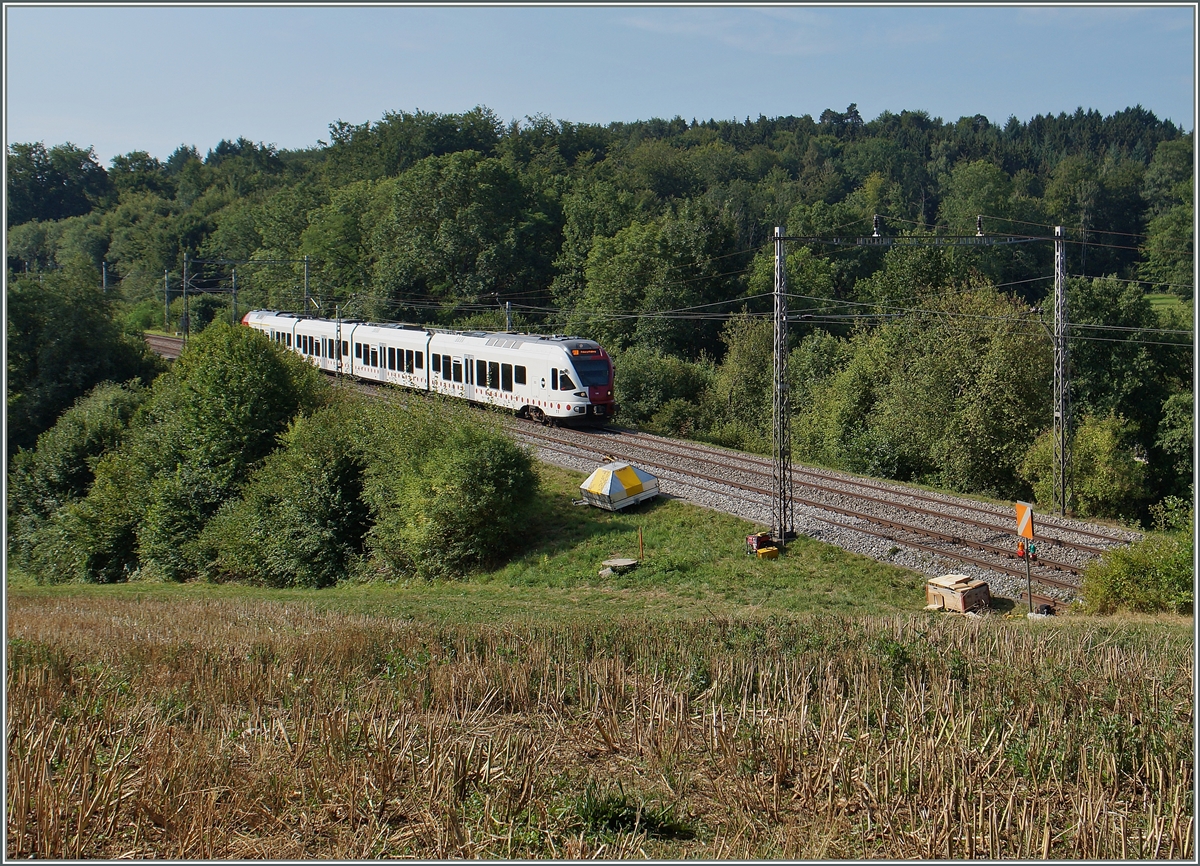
[241,310,617,425]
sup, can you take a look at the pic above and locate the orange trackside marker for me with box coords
[1014,501,1034,540]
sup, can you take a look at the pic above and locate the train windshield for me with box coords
[571,358,611,387]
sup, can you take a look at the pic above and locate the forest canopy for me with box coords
[6,103,1194,524]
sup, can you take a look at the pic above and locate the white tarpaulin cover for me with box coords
[580,462,660,511]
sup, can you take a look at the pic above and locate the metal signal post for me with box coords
[772,227,795,547]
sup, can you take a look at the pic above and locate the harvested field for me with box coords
[6,595,1194,859]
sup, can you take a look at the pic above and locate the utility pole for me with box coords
[1052,226,1071,516]
[182,256,189,343]
[505,301,512,332]
[231,268,238,325]
[164,270,170,331]
[102,261,107,293]
[303,255,310,314]
[772,226,794,547]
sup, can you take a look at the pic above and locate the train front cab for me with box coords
[569,344,616,424]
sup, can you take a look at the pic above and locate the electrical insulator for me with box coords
[872,214,880,238]
[976,215,984,237]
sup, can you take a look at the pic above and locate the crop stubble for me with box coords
[6,595,1193,859]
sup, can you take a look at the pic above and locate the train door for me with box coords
[463,354,475,402]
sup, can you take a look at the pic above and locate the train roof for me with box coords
[245,310,601,348]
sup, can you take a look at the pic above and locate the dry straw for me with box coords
[6,596,1193,859]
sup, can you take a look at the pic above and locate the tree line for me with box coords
[6,103,1194,526]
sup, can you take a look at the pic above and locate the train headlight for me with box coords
[574,391,586,398]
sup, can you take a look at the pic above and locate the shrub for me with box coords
[1083,529,1193,615]
[7,381,148,573]
[124,298,162,333]
[200,400,372,587]
[1020,413,1148,519]
[362,399,539,579]
[6,262,164,453]
[611,346,712,428]
[42,323,326,582]
[7,381,146,522]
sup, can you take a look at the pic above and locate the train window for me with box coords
[441,355,452,380]
[572,358,611,387]
[431,353,440,374]
[355,342,362,359]
[415,351,423,369]
[342,341,348,357]
[452,359,463,383]
[501,363,513,392]
[485,361,498,389]
[560,370,576,390]
[406,350,414,374]
[515,365,527,385]
[286,334,291,348]
[476,359,486,385]
[464,360,472,385]
[370,348,378,367]
[551,368,558,390]
[388,347,396,370]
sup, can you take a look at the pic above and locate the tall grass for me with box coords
[7,596,1193,859]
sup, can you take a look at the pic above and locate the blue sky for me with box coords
[4,4,1195,165]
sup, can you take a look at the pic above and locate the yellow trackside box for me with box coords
[756,546,779,560]
[580,462,660,511]
[926,574,991,613]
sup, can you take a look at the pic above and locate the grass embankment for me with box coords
[8,464,926,621]
[6,465,1194,858]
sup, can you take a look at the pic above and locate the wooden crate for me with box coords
[925,574,991,613]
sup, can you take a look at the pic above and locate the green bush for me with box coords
[124,297,163,332]
[200,400,372,587]
[45,448,154,583]
[6,262,164,453]
[362,399,539,580]
[7,381,148,573]
[1020,413,1148,519]
[1083,528,1193,615]
[42,323,326,582]
[611,346,712,428]
[7,380,146,521]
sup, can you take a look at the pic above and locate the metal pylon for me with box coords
[772,227,794,544]
[1052,226,1071,516]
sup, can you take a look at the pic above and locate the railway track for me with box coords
[144,333,184,359]
[613,428,1131,548]
[504,416,1145,603]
